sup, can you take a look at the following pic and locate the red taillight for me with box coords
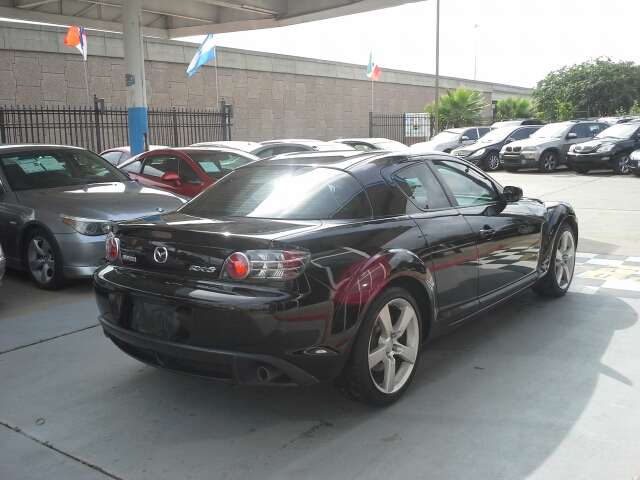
[282,251,304,278]
[222,250,310,281]
[227,252,249,279]
[106,233,119,262]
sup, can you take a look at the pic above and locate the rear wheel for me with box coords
[336,286,422,406]
[531,223,576,297]
[538,151,558,172]
[24,228,67,290]
[483,152,501,171]
[612,153,631,175]
[504,166,519,172]
[572,165,590,174]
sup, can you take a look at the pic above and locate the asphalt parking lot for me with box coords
[1,169,640,480]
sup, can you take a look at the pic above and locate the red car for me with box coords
[117,147,259,197]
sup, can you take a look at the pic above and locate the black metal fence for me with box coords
[0,99,233,153]
[369,112,433,146]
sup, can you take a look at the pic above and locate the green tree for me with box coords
[533,58,640,120]
[424,87,488,130]
[494,97,535,121]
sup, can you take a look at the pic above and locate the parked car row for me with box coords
[0,136,581,406]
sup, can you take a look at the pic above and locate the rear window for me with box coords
[180,166,372,220]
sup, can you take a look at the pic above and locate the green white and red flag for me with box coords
[366,52,381,81]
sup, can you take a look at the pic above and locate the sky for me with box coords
[185,0,640,89]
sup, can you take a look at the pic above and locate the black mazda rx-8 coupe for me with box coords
[94,150,577,406]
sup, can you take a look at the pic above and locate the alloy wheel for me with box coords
[542,153,557,171]
[28,236,55,284]
[617,155,630,174]
[554,230,575,289]
[368,298,419,394]
[486,154,500,171]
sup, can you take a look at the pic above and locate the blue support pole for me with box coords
[122,0,148,156]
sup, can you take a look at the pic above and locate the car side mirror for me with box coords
[566,132,577,139]
[505,137,515,144]
[460,136,469,141]
[161,172,180,185]
[503,186,523,203]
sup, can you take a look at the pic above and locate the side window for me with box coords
[101,151,122,165]
[478,127,491,138]
[142,156,179,178]
[587,124,603,136]
[351,143,372,151]
[121,159,142,173]
[512,128,532,141]
[464,129,479,140]
[275,146,307,155]
[568,124,583,137]
[432,160,500,207]
[179,160,202,184]
[392,163,451,212]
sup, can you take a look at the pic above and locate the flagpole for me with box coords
[83,60,90,105]
[371,77,373,114]
[215,54,220,107]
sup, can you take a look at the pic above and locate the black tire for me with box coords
[538,151,558,172]
[531,223,576,298]
[612,153,631,175]
[504,166,519,172]
[335,286,422,406]
[572,165,590,174]
[483,152,501,171]
[23,227,67,290]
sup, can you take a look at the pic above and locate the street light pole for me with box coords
[473,24,479,81]
[434,0,440,134]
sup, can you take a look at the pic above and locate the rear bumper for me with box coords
[100,315,319,386]
[94,264,347,385]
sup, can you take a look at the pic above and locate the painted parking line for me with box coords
[569,253,640,297]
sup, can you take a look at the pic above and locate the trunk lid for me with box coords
[115,212,321,279]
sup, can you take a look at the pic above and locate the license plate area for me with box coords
[130,299,192,342]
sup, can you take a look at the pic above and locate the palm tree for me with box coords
[424,87,488,131]
[495,97,535,121]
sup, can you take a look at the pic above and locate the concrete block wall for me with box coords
[0,21,531,142]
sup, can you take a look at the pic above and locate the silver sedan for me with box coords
[0,144,186,289]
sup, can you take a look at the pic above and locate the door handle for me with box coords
[478,227,495,238]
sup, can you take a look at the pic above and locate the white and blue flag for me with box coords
[187,34,215,76]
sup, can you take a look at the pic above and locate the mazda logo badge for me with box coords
[153,247,168,263]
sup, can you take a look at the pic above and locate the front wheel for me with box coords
[613,153,631,175]
[483,152,501,171]
[538,151,558,172]
[24,228,67,290]
[335,286,422,406]
[531,223,576,297]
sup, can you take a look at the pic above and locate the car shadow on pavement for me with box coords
[1,289,637,479]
